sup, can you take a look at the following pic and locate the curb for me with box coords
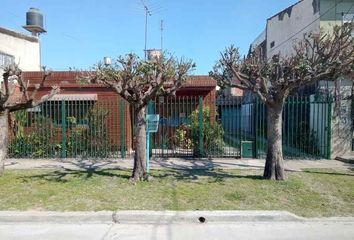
[112,211,306,223]
[0,211,305,224]
[0,211,353,224]
[0,211,114,224]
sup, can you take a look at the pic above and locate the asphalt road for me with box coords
[1,221,354,240]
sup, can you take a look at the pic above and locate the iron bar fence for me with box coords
[8,95,333,159]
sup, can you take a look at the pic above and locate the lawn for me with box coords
[0,168,353,217]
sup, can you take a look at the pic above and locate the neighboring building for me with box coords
[0,27,41,81]
[248,30,266,60]
[250,0,354,59]
[221,87,244,97]
[249,0,354,158]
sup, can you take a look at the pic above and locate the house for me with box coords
[248,0,354,158]
[0,27,41,80]
[8,71,216,158]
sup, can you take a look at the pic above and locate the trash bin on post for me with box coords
[146,114,160,173]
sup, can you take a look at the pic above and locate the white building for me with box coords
[251,0,354,59]
[249,0,354,158]
[0,27,41,80]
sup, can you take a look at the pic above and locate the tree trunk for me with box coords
[263,103,286,180]
[132,106,148,181]
[0,110,9,176]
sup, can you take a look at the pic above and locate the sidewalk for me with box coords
[4,157,353,172]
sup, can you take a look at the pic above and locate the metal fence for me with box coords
[148,96,219,158]
[8,98,126,158]
[8,95,333,159]
[217,95,332,159]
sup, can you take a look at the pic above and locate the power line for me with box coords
[269,0,345,54]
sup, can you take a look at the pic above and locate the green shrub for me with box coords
[173,124,193,149]
[9,113,54,158]
[174,107,225,156]
[190,107,225,156]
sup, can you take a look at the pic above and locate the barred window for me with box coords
[343,14,354,23]
[343,14,354,37]
[0,52,15,69]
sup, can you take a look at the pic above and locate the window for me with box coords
[41,100,96,126]
[0,52,14,69]
[343,14,354,23]
[270,41,275,48]
[343,14,354,37]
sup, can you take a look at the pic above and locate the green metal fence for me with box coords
[217,95,333,159]
[8,94,333,159]
[8,98,126,158]
[149,96,205,157]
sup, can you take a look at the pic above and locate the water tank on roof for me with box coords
[147,49,162,62]
[23,8,46,36]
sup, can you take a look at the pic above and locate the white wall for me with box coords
[266,0,321,59]
[0,27,40,79]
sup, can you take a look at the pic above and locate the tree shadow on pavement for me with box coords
[155,158,263,170]
[154,168,264,183]
[153,158,264,182]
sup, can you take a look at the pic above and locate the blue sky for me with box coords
[1,0,298,74]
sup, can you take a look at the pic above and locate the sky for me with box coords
[1,0,298,74]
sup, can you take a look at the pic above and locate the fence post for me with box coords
[148,100,154,158]
[199,96,204,157]
[326,97,332,159]
[61,99,67,158]
[253,98,258,158]
[120,99,126,158]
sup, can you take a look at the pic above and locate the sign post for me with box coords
[146,114,160,173]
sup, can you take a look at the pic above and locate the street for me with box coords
[1,221,354,240]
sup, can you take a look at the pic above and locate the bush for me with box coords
[65,106,112,157]
[9,112,54,158]
[190,107,225,156]
[173,124,193,149]
[174,107,225,156]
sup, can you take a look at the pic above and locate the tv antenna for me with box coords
[160,19,164,51]
[140,0,152,60]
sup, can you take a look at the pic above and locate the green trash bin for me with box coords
[241,141,254,158]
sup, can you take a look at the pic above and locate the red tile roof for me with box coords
[23,71,216,89]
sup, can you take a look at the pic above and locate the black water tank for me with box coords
[26,8,44,28]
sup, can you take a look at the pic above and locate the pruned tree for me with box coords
[0,64,59,176]
[85,53,195,181]
[211,24,354,180]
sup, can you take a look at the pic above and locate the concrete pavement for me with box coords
[4,157,353,172]
[0,211,353,240]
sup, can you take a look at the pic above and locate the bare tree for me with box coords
[211,24,354,180]
[85,53,195,181]
[0,64,59,176]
